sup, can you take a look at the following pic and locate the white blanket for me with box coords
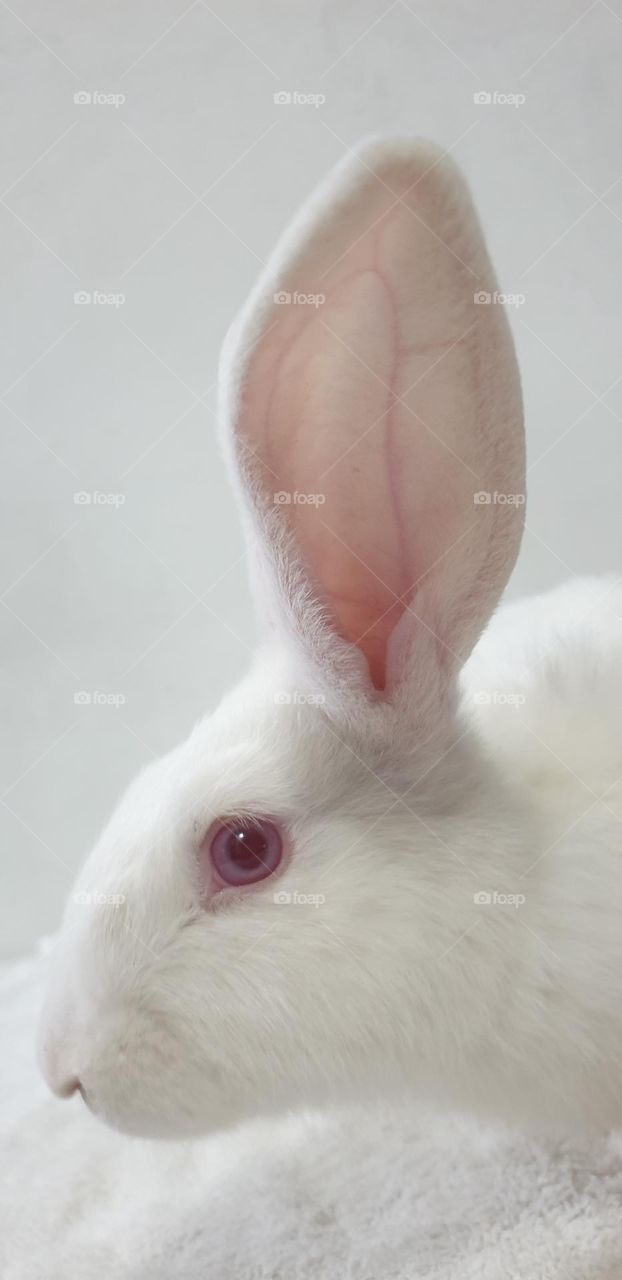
[2,949,621,1280]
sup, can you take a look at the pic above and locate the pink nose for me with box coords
[51,1074,81,1099]
[38,1025,83,1100]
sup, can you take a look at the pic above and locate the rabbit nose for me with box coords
[52,1074,81,1100]
[41,1046,82,1099]
[38,1020,83,1100]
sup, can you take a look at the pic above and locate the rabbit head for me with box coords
[38,139,525,1138]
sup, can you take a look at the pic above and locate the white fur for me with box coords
[4,954,622,1278]
[38,139,622,1139]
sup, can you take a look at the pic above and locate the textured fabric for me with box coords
[2,947,621,1280]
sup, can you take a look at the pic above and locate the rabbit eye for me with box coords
[208,817,283,887]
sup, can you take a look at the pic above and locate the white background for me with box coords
[2,0,621,956]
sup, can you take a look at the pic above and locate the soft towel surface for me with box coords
[2,949,621,1279]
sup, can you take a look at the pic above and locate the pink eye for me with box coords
[208,817,283,888]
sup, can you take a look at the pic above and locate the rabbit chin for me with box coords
[84,1064,399,1142]
[68,1028,277,1140]
[76,1056,356,1141]
[81,1088,247,1141]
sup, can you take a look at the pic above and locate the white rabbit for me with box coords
[39,139,622,1139]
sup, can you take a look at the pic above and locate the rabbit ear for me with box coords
[220,139,524,704]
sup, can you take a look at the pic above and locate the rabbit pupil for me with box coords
[228,827,266,870]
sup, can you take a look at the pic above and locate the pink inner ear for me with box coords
[233,149,523,691]
[269,267,416,689]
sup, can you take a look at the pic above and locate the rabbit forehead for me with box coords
[182,658,378,815]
